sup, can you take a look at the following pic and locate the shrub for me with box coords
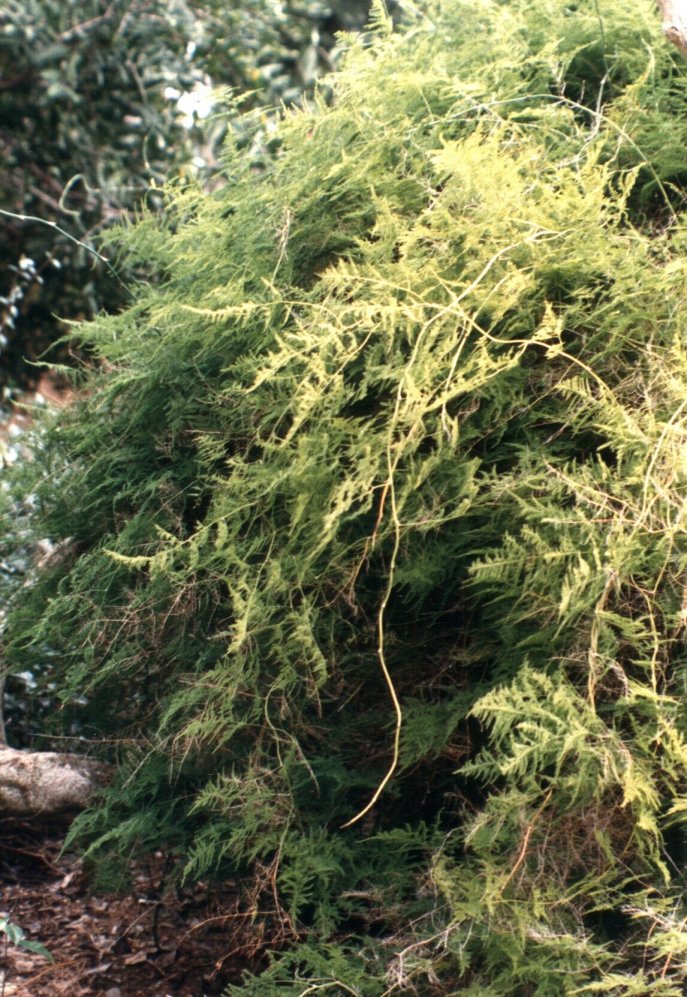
[0,0,209,383]
[7,0,687,991]
[0,1,379,387]
[198,0,382,109]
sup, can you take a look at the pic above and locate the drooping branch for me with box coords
[656,0,687,54]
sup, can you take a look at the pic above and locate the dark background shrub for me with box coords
[0,0,381,387]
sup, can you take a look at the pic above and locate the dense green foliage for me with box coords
[198,0,379,109]
[7,0,687,991]
[0,0,372,385]
[0,0,206,381]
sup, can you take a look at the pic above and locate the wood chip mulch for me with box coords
[0,823,253,997]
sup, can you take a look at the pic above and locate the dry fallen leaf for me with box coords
[123,949,150,965]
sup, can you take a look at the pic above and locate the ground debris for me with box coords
[0,825,250,996]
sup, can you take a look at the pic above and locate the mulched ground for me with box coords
[0,823,252,996]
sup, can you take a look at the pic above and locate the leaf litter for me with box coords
[0,822,253,997]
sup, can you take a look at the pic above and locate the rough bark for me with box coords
[0,746,111,817]
[656,0,687,54]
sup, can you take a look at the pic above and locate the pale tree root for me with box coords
[0,746,112,818]
[656,0,687,54]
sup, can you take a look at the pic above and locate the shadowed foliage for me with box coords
[0,0,378,386]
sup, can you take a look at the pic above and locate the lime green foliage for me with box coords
[7,0,687,991]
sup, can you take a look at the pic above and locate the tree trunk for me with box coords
[656,0,687,54]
